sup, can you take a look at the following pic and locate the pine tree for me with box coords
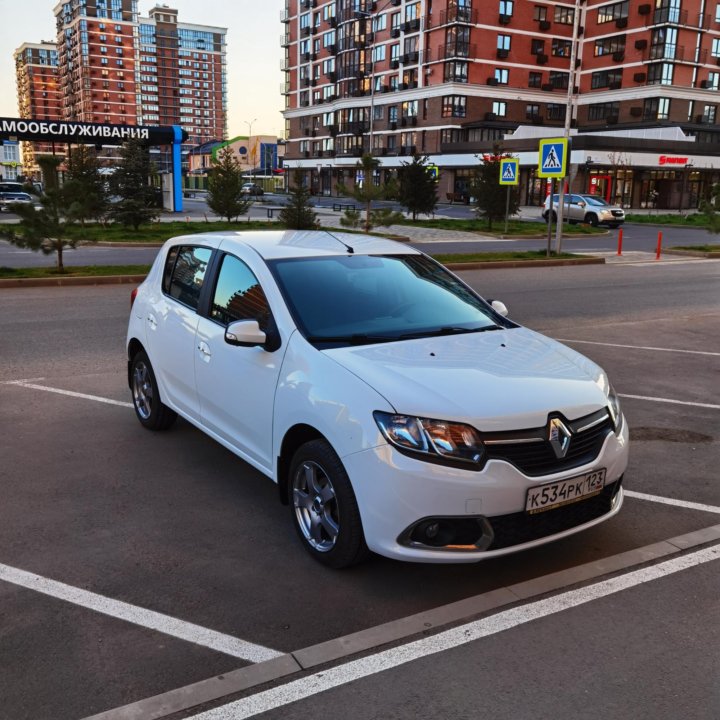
[471,146,520,230]
[206,146,250,222]
[62,145,108,227]
[397,155,438,220]
[108,139,160,231]
[279,170,317,229]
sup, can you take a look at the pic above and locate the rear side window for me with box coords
[162,245,212,310]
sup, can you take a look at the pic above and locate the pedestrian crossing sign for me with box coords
[538,138,569,178]
[499,158,519,185]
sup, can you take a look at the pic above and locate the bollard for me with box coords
[617,228,623,256]
[656,231,662,260]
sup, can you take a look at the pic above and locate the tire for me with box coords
[289,439,369,568]
[130,350,177,431]
[585,213,599,227]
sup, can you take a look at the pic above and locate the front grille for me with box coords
[487,480,620,550]
[611,210,624,217]
[484,414,614,477]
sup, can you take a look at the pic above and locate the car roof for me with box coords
[166,230,422,260]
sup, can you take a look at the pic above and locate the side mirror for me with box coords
[490,300,509,317]
[578,201,586,208]
[225,319,267,348]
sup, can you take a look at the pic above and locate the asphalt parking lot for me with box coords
[1,259,718,720]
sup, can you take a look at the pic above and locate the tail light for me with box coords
[130,287,138,309]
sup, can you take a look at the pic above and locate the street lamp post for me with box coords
[244,117,257,178]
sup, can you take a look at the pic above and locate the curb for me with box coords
[444,257,605,270]
[664,248,720,259]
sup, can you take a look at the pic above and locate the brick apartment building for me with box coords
[13,42,62,175]
[282,0,720,209]
[13,1,227,175]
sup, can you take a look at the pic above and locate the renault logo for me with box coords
[548,418,572,459]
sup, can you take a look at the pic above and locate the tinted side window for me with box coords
[210,254,271,330]
[165,245,212,310]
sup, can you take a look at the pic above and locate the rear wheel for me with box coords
[289,439,369,568]
[130,350,177,431]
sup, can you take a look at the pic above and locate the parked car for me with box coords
[241,182,264,196]
[0,191,36,213]
[542,193,625,228]
[127,231,628,567]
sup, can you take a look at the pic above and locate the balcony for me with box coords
[439,43,474,59]
[438,7,477,25]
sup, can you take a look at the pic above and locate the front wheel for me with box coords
[130,350,177,431]
[585,213,599,227]
[289,439,369,568]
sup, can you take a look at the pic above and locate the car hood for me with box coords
[324,327,608,431]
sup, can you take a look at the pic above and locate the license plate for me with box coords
[526,469,607,514]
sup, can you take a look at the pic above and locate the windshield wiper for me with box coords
[399,325,501,340]
[306,334,396,345]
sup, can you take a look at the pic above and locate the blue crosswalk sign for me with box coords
[499,158,519,186]
[538,138,569,178]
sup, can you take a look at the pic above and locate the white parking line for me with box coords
[619,393,720,411]
[556,339,720,357]
[624,490,720,515]
[0,562,282,663]
[187,544,720,720]
[1,379,133,408]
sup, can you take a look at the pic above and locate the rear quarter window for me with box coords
[162,245,212,310]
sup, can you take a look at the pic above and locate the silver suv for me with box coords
[542,194,625,228]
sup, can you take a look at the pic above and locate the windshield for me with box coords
[583,196,609,206]
[270,254,512,347]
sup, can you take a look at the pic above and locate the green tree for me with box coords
[206,145,250,222]
[397,154,438,220]
[0,157,90,272]
[108,139,160,230]
[701,182,720,234]
[62,145,108,227]
[278,170,317,229]
[471,147,520,230]
[338,154,400,233]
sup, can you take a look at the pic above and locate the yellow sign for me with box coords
[538,138,569,178]
[499,158,519,185]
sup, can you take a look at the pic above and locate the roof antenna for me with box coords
[324,230,354,254]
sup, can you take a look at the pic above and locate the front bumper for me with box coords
[343,416,629,563]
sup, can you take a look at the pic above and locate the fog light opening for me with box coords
[404,517,493,551]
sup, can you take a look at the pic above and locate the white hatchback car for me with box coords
[127,231,628,567]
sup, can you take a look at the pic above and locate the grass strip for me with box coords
[0,264,151,279]
[432,250,583,263]
[395,218,602,236]
[669,244,720,252]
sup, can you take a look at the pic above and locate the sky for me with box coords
[0,0,285,138]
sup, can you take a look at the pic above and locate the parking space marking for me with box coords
[556,339,720,357]
[0,562,282,663]
[186,544,720,720]
[625,490,720,515]
[1,379,133,408]
[619,393,720,411]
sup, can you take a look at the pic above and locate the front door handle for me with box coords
[197,341,212,361]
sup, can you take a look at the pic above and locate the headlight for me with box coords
[374,411,485,465]
[607,385,623,433]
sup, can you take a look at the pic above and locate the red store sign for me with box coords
[658,155,689,166]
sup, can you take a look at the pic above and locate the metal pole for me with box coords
[554,0,582,255]
[504,184,510,234]
[546,178,554,257]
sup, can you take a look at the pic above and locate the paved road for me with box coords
[1,260,718,719]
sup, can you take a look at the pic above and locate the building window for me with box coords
[591,70,623,89]
[650,27,677,60]
[533,6,547,21]
[703,105,717,122]
[549,71,569,89]
[655,0,681,24]
[497,34,511,51]
[499,0,513,17]
[547,104,566,121]
[554,6,574,24]
[708,72,720,90]
[531,39,544,55]
[494,68,509,84]
[551,39,571,57]
[594,36,626,57]
[712,38,720,57]
[492,100,506,116]
[588,101,620,120]
[526,103,540,119]
[442,95,467,117]
[647,63,674,85]
[644,97,670,120]
[444,61,468,82]
[528,71,542,88]
[597,1,629,24]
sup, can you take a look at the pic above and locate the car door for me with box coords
[194,250,284,472]
[145,244,213,421]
